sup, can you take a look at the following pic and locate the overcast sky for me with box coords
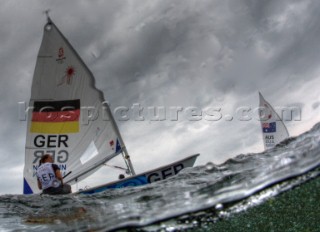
[1,0,320,195]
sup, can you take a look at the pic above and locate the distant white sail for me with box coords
[259,92,289,150]
[23,18,134,194]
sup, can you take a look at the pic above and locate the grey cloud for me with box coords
[312,102,320,110]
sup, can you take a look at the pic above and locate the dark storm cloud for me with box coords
[213,1,318,94]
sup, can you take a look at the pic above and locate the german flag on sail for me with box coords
[30,99,80,134]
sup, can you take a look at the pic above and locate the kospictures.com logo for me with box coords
[18,102,301,124]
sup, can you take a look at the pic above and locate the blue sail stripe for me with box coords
[23,178,33,194]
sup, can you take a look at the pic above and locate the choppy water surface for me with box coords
[1,123,320,231]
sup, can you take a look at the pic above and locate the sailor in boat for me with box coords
[36,154,72,195]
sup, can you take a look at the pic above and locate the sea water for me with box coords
[1,122,319,231]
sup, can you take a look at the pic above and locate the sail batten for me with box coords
[259,92,289,150]
[23,20,130,194]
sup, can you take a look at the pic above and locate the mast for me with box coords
[46,15,136,176]
[49,13,137,177]
[104,102,136,176]
[47,14,137,178]
[44,9,52,23]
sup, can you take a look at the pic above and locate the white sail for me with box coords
[23,18,134,194]
[259,92,289,150]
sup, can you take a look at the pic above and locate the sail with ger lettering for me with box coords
[259,92,289,150]
[23,18,130,194]
[23,16,200,195]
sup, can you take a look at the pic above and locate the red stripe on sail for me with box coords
[31,109,80,122]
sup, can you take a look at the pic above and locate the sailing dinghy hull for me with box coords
[78,154,199,194]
